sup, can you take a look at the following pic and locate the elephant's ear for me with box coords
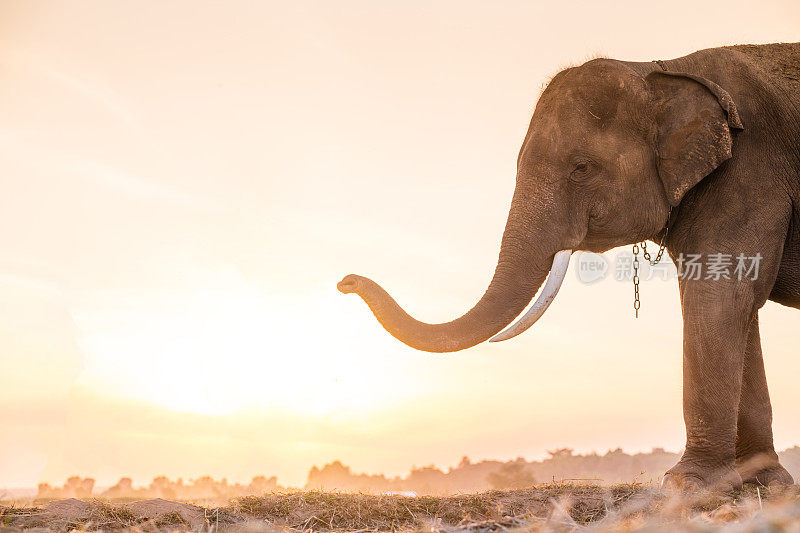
[646,71,743,206]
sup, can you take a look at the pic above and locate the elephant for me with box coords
[338,43,800,490]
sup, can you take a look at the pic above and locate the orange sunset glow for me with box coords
[2,0,800,495]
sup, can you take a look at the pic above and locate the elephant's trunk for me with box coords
[337,188,567,353]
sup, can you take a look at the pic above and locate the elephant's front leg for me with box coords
[664,280,753,491]
[735,314,794,486]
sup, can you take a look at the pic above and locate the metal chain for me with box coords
[632,208,673,318]
[632,243,641,318]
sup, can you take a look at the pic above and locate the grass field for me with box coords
[3,483,800,532]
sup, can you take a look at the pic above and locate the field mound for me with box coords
[1,484,799,532]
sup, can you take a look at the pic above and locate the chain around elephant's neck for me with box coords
[632,207,673,318]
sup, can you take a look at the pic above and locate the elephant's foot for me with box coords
[736,453,794,487]
[662,458,742,492]
[743,465,794,487]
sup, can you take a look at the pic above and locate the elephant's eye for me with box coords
[570,161,591,179]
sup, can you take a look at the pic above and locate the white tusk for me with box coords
[489,249,572,343]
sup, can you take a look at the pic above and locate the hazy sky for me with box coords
[1,1,799,489]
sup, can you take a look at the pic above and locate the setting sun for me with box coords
[72,273,422,416]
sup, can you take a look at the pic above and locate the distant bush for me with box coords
[487,461,537,489]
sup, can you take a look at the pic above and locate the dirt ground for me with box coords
[2,484,799,532]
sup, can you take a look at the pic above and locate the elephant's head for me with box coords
[338,59,742,352]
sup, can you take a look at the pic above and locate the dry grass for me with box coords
[0,500,141,531]
[2,483,800,532]
[228,483,644,530]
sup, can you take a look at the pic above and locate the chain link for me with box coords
[641,240,668,265]
[632,208,672,318]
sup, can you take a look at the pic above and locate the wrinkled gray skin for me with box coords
[339,43,800,490]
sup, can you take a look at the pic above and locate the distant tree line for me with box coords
[305,446,800,494]
[37,475,278,502]
[36,447,800,499]
[304,448,680,494]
